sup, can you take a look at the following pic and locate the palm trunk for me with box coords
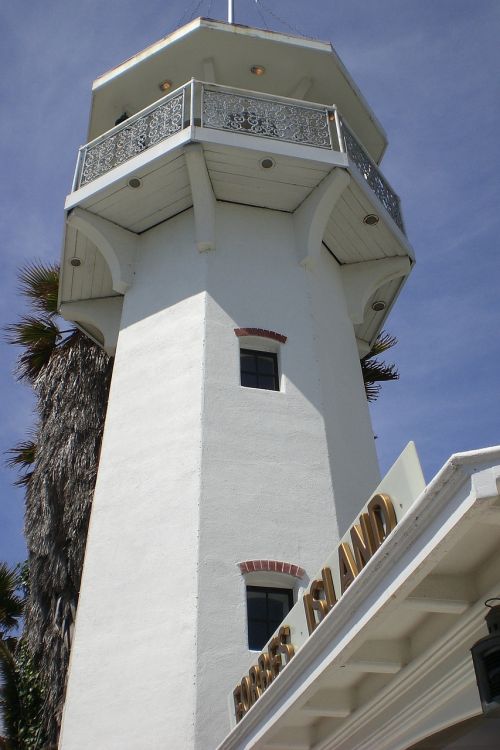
[23,334,112,744]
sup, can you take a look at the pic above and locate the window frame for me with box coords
[246,584,294,651]
[240,348,280,391]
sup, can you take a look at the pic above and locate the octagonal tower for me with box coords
[58,18,414,750]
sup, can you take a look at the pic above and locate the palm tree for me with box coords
[0,563,46,750]
[6,264,113,746]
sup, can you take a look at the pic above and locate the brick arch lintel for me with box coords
[234,328,287,344]
[238,560,305,579]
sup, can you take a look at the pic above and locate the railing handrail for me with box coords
[199,79,336,114]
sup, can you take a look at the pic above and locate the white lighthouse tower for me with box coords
[57,17,413,750]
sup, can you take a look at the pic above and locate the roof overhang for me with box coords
[218,446,500,750]
[87,18,387,163]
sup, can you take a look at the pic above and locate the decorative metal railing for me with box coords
[201,86,332,149]
[76,88,186,187]
[338,120,404,232]
[73,80,404,233]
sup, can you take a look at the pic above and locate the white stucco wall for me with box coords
[60,202,380,749]
[59,216,207,749]
[194,203,380,748]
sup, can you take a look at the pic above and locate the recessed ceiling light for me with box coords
[371,300,386,312]
[159,79,172,92]
[328,112,336,122]
[70,257,82,267]
[260,157,275,169]
[128,177,142,189]
[251,65,266,76]
[363,214,379,226]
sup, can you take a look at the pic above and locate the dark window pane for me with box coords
[241,372,258,388]
[240,349,279,392]
[256,355,275,375]
[240,353,257,373]
[258,375,276,390]
[246,586,293,650]
[247,591,267,619]
[248,621,268,651]
[267,592,290,620]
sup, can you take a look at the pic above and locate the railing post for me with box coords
[333,109,346,154]
[72,147,85,192]
[190,79,196,135]
[326,109,336,151]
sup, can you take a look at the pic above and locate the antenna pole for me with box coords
[228,0,234,23]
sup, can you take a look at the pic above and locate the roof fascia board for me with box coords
[92,18,330,92]
[92,17,203,90]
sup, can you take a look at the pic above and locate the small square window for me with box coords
[240,349,279,391]
[246,586,293,650]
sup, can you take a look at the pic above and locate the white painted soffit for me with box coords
[217,446,500,750]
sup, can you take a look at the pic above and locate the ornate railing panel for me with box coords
[339,120,404,232]
[201,88,332,149]
[78,91,185,187]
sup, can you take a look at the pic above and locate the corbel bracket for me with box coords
[60,297,123,356]
[294,168,350,268]
[184,143,216,252]
[340,256,410,325]
[67,208,137,294]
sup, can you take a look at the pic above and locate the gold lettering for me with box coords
[278,625,295,664]
[268,635,282,678]
[350,514,375,571]
[304,593,316,635]
[338,542,358,594]
[233,684,244,723]
[240,676,251,711]
[322,566,337,608]
[304,567,337,634]
[368,493,397,547]
[258,652,273,690]
[248,665,262,703]
[360,511,378,553]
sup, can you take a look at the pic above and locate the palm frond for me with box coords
[6,440,37,487]
[361,331,398,360]
[5,316,60,381]
[18,263,60,316]
[360,331,399,402]
[5,316,60,350]
[6,441,37,470]
[0,565,23,637]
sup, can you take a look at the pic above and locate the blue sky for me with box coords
[1,0,499,567]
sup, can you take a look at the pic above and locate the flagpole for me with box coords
[228,0,234,23]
